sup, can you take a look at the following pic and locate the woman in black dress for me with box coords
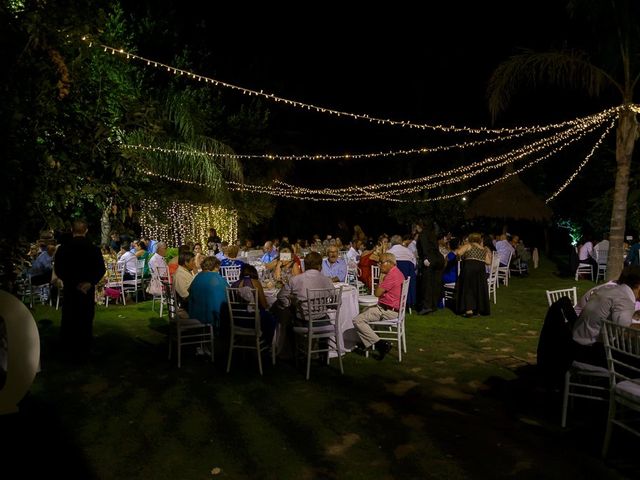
[454,232,492,317]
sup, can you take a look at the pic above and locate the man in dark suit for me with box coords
[54,219,106,361]
[416,222,445,315]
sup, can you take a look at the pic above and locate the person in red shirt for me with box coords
[352,252,403,359]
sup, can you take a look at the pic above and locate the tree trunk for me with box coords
[607,108,638,281]
[100,203,112,247]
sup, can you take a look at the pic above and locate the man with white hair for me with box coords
[352,252,402,360]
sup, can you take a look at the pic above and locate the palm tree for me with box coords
[487,0,639,280]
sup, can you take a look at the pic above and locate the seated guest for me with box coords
[174,251,196,308]
[274,251,334,357]
[147,242,169,295]
[352,253,400,359]
[578,234,598,271]
[495,233,514,267]
[274,246,301,286]
[231,264,277,343]
[321,246,347,282]
[215,241,229,261]
[510,234,531,271]
[142,236,157,254]
[572,265,640,367]
[221,245,244,267]
[207,227,221,253]
[388,234,417,309]
[260,241,278,263]
[358,240,379,292]
[117,241,138,280]
[29,242,55,286]
[193,242,206,270]
[188,256,228,330]
[133,240,151,277]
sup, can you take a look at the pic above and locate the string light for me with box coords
[119,106,616,161]
[87,38,627,135]
[267,115,609,197]
[138,118,607,203]
[545,118,616,203]
[140,199,238,247]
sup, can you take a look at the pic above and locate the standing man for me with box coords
[417,223,445,315]
[352,252,402,359]
[54,219,106,361]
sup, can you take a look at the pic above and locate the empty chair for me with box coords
[366,278,410,362]
[595,248,609,283]
[546,287,578,308]
[164,282,214,368]
[293,287,343,380]
[601,320,640,457]
[487,254,500,304]
[226,287,275,375]
[220,265,242,284]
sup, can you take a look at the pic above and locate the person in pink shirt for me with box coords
[352,252,404,359]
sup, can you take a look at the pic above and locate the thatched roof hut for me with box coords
[465,174,552,222]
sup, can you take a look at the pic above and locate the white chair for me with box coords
[545,288,608,427]
[104,262,126,306]
[487,254,500,304]
[226,287,275,375]
[575,248,594,281]
[164,282,214,368]
[370,265,380,293]
[595,248,609,283]
[546,287,578,308]
[601,320,640,457]
[366,278,410,362]
[220,265,242,284]
[150,265,170,316]
[497,250,512,287]
[293,287,343,380]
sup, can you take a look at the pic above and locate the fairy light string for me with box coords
[87,37,624,135]
[545,118,616,203]
[121,106,616,161]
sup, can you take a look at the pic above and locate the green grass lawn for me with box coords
[5,256,635,479]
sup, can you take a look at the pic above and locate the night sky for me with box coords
[125,1,614,240]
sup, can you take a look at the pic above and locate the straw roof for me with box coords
[465,174,552,222]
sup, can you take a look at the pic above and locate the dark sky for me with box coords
[126,1,614,239]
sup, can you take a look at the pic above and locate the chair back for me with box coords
[163,282,178,322]
[304,287,342,326]
[397,278,411,322]
[546,287,578,307]
[220,265,242,283]
[595,248,609,266]
[602,320,640,386]
[371,264,380,292]
[226,287,261,334]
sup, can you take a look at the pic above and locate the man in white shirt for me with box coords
[117,241,138,280]
[572,265,640,366]
[387,235,417,267]
[495,234,515,267]
[173,251,195,307]
[148,242,168,273]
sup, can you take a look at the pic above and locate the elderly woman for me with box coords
[188,256,228,329]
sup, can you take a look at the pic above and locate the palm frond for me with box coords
[123,130,241,205]
[487,49,621,121]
